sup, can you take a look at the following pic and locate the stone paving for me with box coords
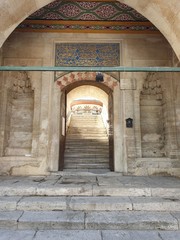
[0,173,179,239]
[0,230,180,240]
[0,173,179,197]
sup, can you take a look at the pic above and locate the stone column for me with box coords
[164,75,179,158]
[120,78,137,173]
[113,82,125,172]
[0,48,4,156]
[48,82,61,172]
[31,71,42,158]
[0,75,10,157]
[174,72,180,150]
[37,71,52,171]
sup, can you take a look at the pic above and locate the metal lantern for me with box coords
[126,118,133,128]
[96,72,104,82]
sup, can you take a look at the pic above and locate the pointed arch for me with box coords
[0,0,179,59]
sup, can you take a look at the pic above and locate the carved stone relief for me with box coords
[11,71,33,98]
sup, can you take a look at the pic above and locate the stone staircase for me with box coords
[0,174,180,239]
[64,114,109,170]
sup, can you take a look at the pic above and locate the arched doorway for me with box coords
[59,80,114,171]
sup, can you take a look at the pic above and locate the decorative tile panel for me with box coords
[55,43,120,67]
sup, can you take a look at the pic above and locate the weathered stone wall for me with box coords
[140,73,165,158]
[0,31,179,176]
[4,71,34,156]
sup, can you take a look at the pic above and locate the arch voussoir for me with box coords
[56,72,118,90]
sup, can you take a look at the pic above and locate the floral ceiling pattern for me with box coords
[17,1,158,33]
[29,0,147,21]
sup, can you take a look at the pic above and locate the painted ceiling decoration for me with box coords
[16,0,158,34]
[28,0,147,21]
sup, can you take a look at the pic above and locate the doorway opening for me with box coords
[59,81,114,171]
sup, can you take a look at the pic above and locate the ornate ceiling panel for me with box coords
[16,0,159,34]
[28,0,147,22]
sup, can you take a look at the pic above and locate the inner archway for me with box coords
[59,81,114,171]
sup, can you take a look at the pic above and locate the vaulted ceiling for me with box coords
[16,0,158,34]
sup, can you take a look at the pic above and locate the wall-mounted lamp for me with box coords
[126,118,133,128]
[96,72,104,82]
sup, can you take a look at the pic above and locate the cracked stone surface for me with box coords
[0,175,179,235]
[0,230,180,240]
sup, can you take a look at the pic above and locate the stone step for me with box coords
[65,147,109,151]
[70,117,103,120]
[69,126,105,129]
[71,114,102,117]
[66,112,109,169]
[65,143,109,148]
[64,153,109,158]
[65,140,109,145]
[67,130,107,134]
[64,163,109,169]
[70,122,104,125]
[65,150,108,155]
[65,147,108,151]
[0,229,180,240]
[67,134,107,137]
[69,122,104,126]
[66,136,108,140]
[0,196,180,212]
[0,210,179,231]
[70,117,103,124]
[0,176,179,198]
[66,135,108,138]
[70,121,103,124]
[70,121,104,124]
[64,159,109,164]
[65,146,109,150]
[70,118,103,121]
[68,130,107,134]
[68,127,106,131]
[64,161,109,166]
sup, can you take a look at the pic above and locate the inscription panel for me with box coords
[55,43,120,67]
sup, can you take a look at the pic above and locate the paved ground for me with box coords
[0,229,180,240]
[0,173,179,197]
[0,173,179,239]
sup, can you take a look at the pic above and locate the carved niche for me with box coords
[4,71,34,156]
[140,73,166,157]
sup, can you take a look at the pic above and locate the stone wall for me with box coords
[0,31,179,176]
[4,71,34,156]
[140,73,165,158]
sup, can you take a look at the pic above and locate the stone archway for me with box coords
[48,71,123,173]
[0,0,179,60]
[57,75,117,171]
